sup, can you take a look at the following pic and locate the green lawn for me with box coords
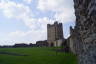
[0,47,77,64]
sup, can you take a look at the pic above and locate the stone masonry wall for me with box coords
[73,0,96,64]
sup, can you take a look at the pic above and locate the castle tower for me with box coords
[47,21,64,47]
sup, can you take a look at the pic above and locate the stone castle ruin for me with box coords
[69,0,96,64]
[46,1,96,63]
[47,21,64,47]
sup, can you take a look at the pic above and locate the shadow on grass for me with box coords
[0,51,28,56]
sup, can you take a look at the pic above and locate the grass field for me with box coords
[0,47,77,64]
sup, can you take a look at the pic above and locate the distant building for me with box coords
[13,43,29,47]
[47,21,64,47]
[13,43,37,47]
[36,40,48,47]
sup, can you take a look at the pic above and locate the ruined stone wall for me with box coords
[73,0,96,64]
[69,26,83,55]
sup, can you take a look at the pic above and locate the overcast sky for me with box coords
[0,0,75,45]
